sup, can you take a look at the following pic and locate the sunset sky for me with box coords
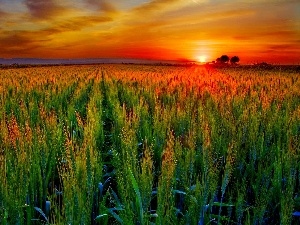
[0,0,299,64]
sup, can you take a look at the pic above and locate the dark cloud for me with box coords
[0,14,113,56]
[267,44,297,50]
[0,31,50,46]
[25,0,66,19]
[261,31,296,37]
[233,36,252,40]
[233,30,296,41]
[0,8,8,17]
[258,43,299,58]
[0,32,30,47]
[0,8,9,22]
[0,31,46,56]
[86,0,117,13]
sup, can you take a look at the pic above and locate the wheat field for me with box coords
[0,64,300,224]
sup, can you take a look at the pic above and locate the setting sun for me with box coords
[198,55,207,63]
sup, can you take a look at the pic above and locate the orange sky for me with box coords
[0,0,299,64]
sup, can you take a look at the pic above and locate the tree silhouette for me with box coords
[230,56,240,64]
[216,58,221,63]
[220,55,229,63]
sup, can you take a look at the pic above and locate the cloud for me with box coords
[131,0,192,16]
[238,0,299,3]
[25,0,68,19]
[0,8,12,24]
[0,30,50,46]
[0,13,113,57]
[133,0,179,11]
[267,44,299,51]
[42,15,113,34]
[122,1,255,38]
[0,8,8,18]
[257,42,300,62]
[86,0,117,13]
[260,31,296,37]
[0,31,47,56]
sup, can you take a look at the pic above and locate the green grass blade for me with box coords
[108,208,124,224]
[129,169,143,225]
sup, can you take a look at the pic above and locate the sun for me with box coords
[197,55,207,63]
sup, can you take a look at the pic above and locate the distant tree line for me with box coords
[215,55,240,65]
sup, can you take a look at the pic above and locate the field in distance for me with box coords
[0,64,300,224]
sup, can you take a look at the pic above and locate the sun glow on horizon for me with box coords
[197,55,207,63]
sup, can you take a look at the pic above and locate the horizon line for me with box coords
[0,57,299,66]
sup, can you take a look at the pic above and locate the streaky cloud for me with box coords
[132,0,185,14]
[42,15,113,34]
